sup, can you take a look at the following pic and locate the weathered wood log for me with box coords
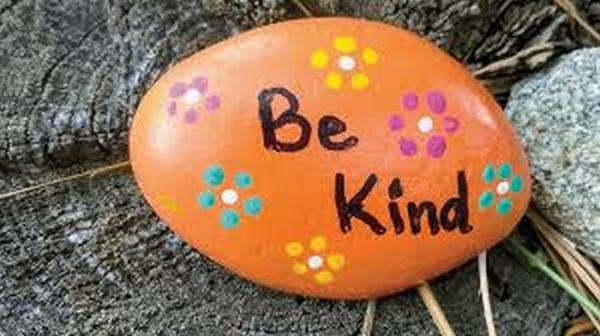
[1,0,596,334]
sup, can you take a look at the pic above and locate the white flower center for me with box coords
[307,255,324,270]
[338,55,356,71]
[183,89,202,104]
[417,116,434,133]
[496,181,510,195]
[221,189,239,205]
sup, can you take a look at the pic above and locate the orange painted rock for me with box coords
[130,18,531,299]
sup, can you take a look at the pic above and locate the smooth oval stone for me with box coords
[130,18,531,299]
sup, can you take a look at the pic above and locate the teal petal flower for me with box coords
[220,209,240,229]
[498,163,512,179]
[198,191,216,209]
[511,176,523,193]
[496,198,513,216]
[234,172,253,189]
[479,191,494,209]
[203,164,225,187]
[244,196,262,215]
[482,165,495,184]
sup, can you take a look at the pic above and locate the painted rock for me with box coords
[130,18,531,299]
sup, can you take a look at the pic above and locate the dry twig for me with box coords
[478,251,498,336]
[417,283,457,336]
[360,299,377,336]
[553,0,600,43]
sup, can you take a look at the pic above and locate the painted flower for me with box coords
[478,163,524,216]
[310,36,378,91]
[285,235,346,285]
[388,91,460,158]
[197,164,263,229]
[166,75,220,124]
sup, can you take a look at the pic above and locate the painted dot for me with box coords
[362,47,379,65]
[220,209,240,229]
[496,198,513,216]
[511,176,524,193]
[403,92,419,110]
[479,191,494,209]
[399,137,417,156]
[326,254,346,271]
[426,91,446,114]
[417,116,434,133]
[234,172,252,189]
[169,82,187,97]
[314,270,334,285]
[426,135,447,158]
[191,76,208,93]
[221,189,239,205]
[444,116,460,133]
[292,262,308,275]
[310,49,329,69]
[197,191,216,209]
[496,181,510,195]
[202,165,224,187]
[333,36,356,53]
[325,72,343,90]
[286,242,304,257]
[338,55,356,71]
[243,197,262,216]
[351,72,370,90]
[184,109,198,123]
[183,89,202,104]
[309,236,327,252]
[499,164,512,179]
[205,95,220,111]
[483,165,495,183]
[307,255,324,270]
[389,115,404,131]
[167,101,177,116]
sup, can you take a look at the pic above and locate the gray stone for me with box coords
[506,48,600,261]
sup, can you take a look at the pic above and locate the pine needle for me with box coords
[478,251,498,336]
[506,236,600,318]
[553,0,600,43]
[0,161,131,200]
[360,299,377,336]
[417,283,457,336]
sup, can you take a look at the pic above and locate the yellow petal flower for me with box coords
[292,262,308,275]
[309,235,327,252]
[362,47,379,65]
[325,72,343,90]
[314,270,334,285]
[285,242,304,257]
[351,72,370,91]
[334,37,357,53]
[326,254,345,271]
[310,49,329,69]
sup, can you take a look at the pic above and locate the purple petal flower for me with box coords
[167,101,177,116]
[444,116,459,133]
[402,92,419,110]
[399,137,417,156]
[426,135,446,158]
[169,83,187,98]
[191,76,209,94]
[184,109,198,123]
[426,91,446,114]
[205,95,220,111]
[388,115,404,131]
